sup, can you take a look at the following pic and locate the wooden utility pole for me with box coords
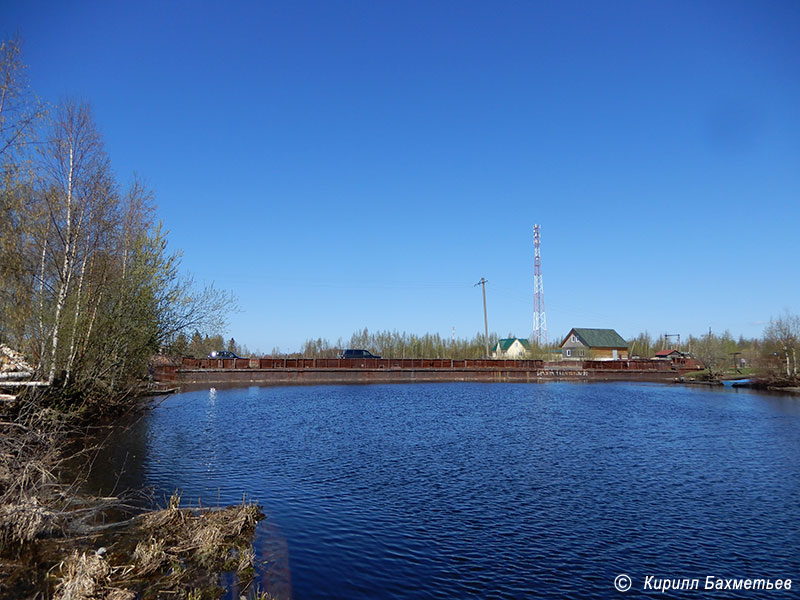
[475,278,489,357]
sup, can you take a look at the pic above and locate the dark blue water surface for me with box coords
[97,382,800,599]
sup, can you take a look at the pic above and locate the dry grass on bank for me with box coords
[47,495,265,600]
[0,398,268,600]
[0,404,71,551]
[53,550,135,600]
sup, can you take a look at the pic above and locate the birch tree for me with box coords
[1,39,233,406]
[761,313,800,379]
[0,37,43,349]
[0,36,41,160]
[39,100,110,384]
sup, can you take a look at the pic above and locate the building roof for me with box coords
[561,328,628,349]
[493,338,532,352]
[654,349,681,357]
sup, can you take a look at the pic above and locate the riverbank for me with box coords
[731,380,800,394]
[676,376,800,394]
[0,397,270,600]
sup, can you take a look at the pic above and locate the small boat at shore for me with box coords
[139,385,179,396]
[724,378,751,387]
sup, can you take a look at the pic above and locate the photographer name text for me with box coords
[643,576,792,593]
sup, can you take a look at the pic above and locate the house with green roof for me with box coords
[560,328,629,360]
[491,337,531,359]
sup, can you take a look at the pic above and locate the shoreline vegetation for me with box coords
[0,395,273,600]
[0,38,270,600]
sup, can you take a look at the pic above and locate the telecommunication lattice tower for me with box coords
[533,224,548,347]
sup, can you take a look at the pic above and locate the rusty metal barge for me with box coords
[154,357,697,387]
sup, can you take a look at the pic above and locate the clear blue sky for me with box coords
[5,1,799,352]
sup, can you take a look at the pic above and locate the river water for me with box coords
[90,382,800,599]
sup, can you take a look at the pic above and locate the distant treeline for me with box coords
[297,328,507,360]
[173,331,245,359]
[175,328,507,360]
[627,330,759,361]
[629,317,799,382]
[262,328,558,360]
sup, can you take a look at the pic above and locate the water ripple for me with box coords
[96,382,800,599]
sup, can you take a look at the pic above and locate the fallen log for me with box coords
[0,371,35,380]
[0,380,50,387]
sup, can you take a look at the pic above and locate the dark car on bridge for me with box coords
[338,349,381,359]
[208,350,241,359]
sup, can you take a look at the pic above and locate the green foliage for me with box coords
[171,332,189,357]
[183,332,226,358]
[758,312,800,382]
[0,39,233,409]
[0,38,43,352]
[521,342,558,360]
[294,328,502,359]
[628,331,655,358]
[688,331,739,379]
